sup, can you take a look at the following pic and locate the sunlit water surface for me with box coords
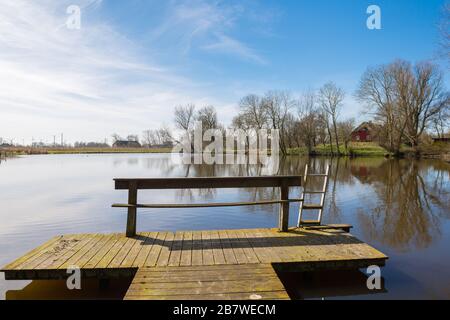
[0,154,449,299]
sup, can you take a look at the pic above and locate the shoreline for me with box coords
[1,140,449,161]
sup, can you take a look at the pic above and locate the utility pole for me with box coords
[61,133,63,147]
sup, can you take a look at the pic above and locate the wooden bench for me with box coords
[112,176,304,237]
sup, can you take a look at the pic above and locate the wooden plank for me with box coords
[180,231,193,266]
[96,234,129,269]
[126,291,289,300]
[115,176,302,190]
[168,232,183,267]
[19,235,83,270]
[225,229,249,264]
[191,231,203,266]
[84,233,122,269]
[145,232,167,267]
[133,232,158,267]
[121,233,152,267]
[74,234,115,268]
[234,230,259,264]
[38,234,95,270]
[108,236,137,268]
[156,232,174,267]
[201,231,214,265]
[125,264,289,300]
[58,234,104,269]
[3,236,63,270]
[218,230,237,264]
[209,231,226,265]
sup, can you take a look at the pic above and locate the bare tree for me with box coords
[404,62,449,151]
[263,91,295,155]
[357,60,449,154]
[338,118,355,152]
[196,105,218,131]
[297,91,320,154]
[318,82,345,154]
[174,104,195,132]
[431,107,449,138]
[356,63,405,154]
[238,94,267,130]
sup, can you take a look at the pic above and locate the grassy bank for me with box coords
[0,147,174,155]
[288,142,391,157]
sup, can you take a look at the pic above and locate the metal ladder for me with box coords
[297,164,330,227]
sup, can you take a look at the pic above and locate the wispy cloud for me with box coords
[149,0,267,64]
[0,0,235,143]
[202,33,267,65]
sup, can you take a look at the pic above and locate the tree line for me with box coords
[127,59,448,156]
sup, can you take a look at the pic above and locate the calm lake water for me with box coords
[0,154,449,299]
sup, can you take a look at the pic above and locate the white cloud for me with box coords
[202,33,267,65]
[0,0,237,144]
[149,0,266,64]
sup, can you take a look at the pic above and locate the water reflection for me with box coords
[0,154,449,299]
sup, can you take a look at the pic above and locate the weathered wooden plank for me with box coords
[125,264,289,300]
[126,291,289,300]
[201,231,215,265]
[133,232,158,267]
[145,232,167,267]
[225,229,248,264]
[234,230,260,264]
[3,236,63,270]
[59,234,104,269]
[115,176,302,190]
[108,237,137,268]
[191,231,203,266]
[209,231,226,265]
[156,232,174,267]
[180,231,193,266]
[96,235,129,268]
[84,233,122,269]
[218,230,237,264]
[120,233,150,267]
[19,235,84,270]
[168,232,183,267]
[74,234,115,268]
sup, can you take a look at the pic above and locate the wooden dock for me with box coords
[1,176,388,300]
[1,227,387,280]
[125,264,290,300]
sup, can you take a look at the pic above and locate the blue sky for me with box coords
[0,0,447,144]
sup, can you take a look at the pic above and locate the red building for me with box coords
[351,122,377,142]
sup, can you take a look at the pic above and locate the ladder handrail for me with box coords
[297,164,331,227]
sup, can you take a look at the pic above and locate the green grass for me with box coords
[1,147,174,155]
[288,142,390,157]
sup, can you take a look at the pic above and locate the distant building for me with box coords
[432,136,450,144]
[351,122,378,142]
[112,140,141,148]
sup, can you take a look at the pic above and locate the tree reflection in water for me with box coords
[136,154,449,251]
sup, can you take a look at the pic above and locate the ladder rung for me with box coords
[301,204,323,210]
[300,220,321,225]
[307,174,328,177]
[303,191,325,194]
